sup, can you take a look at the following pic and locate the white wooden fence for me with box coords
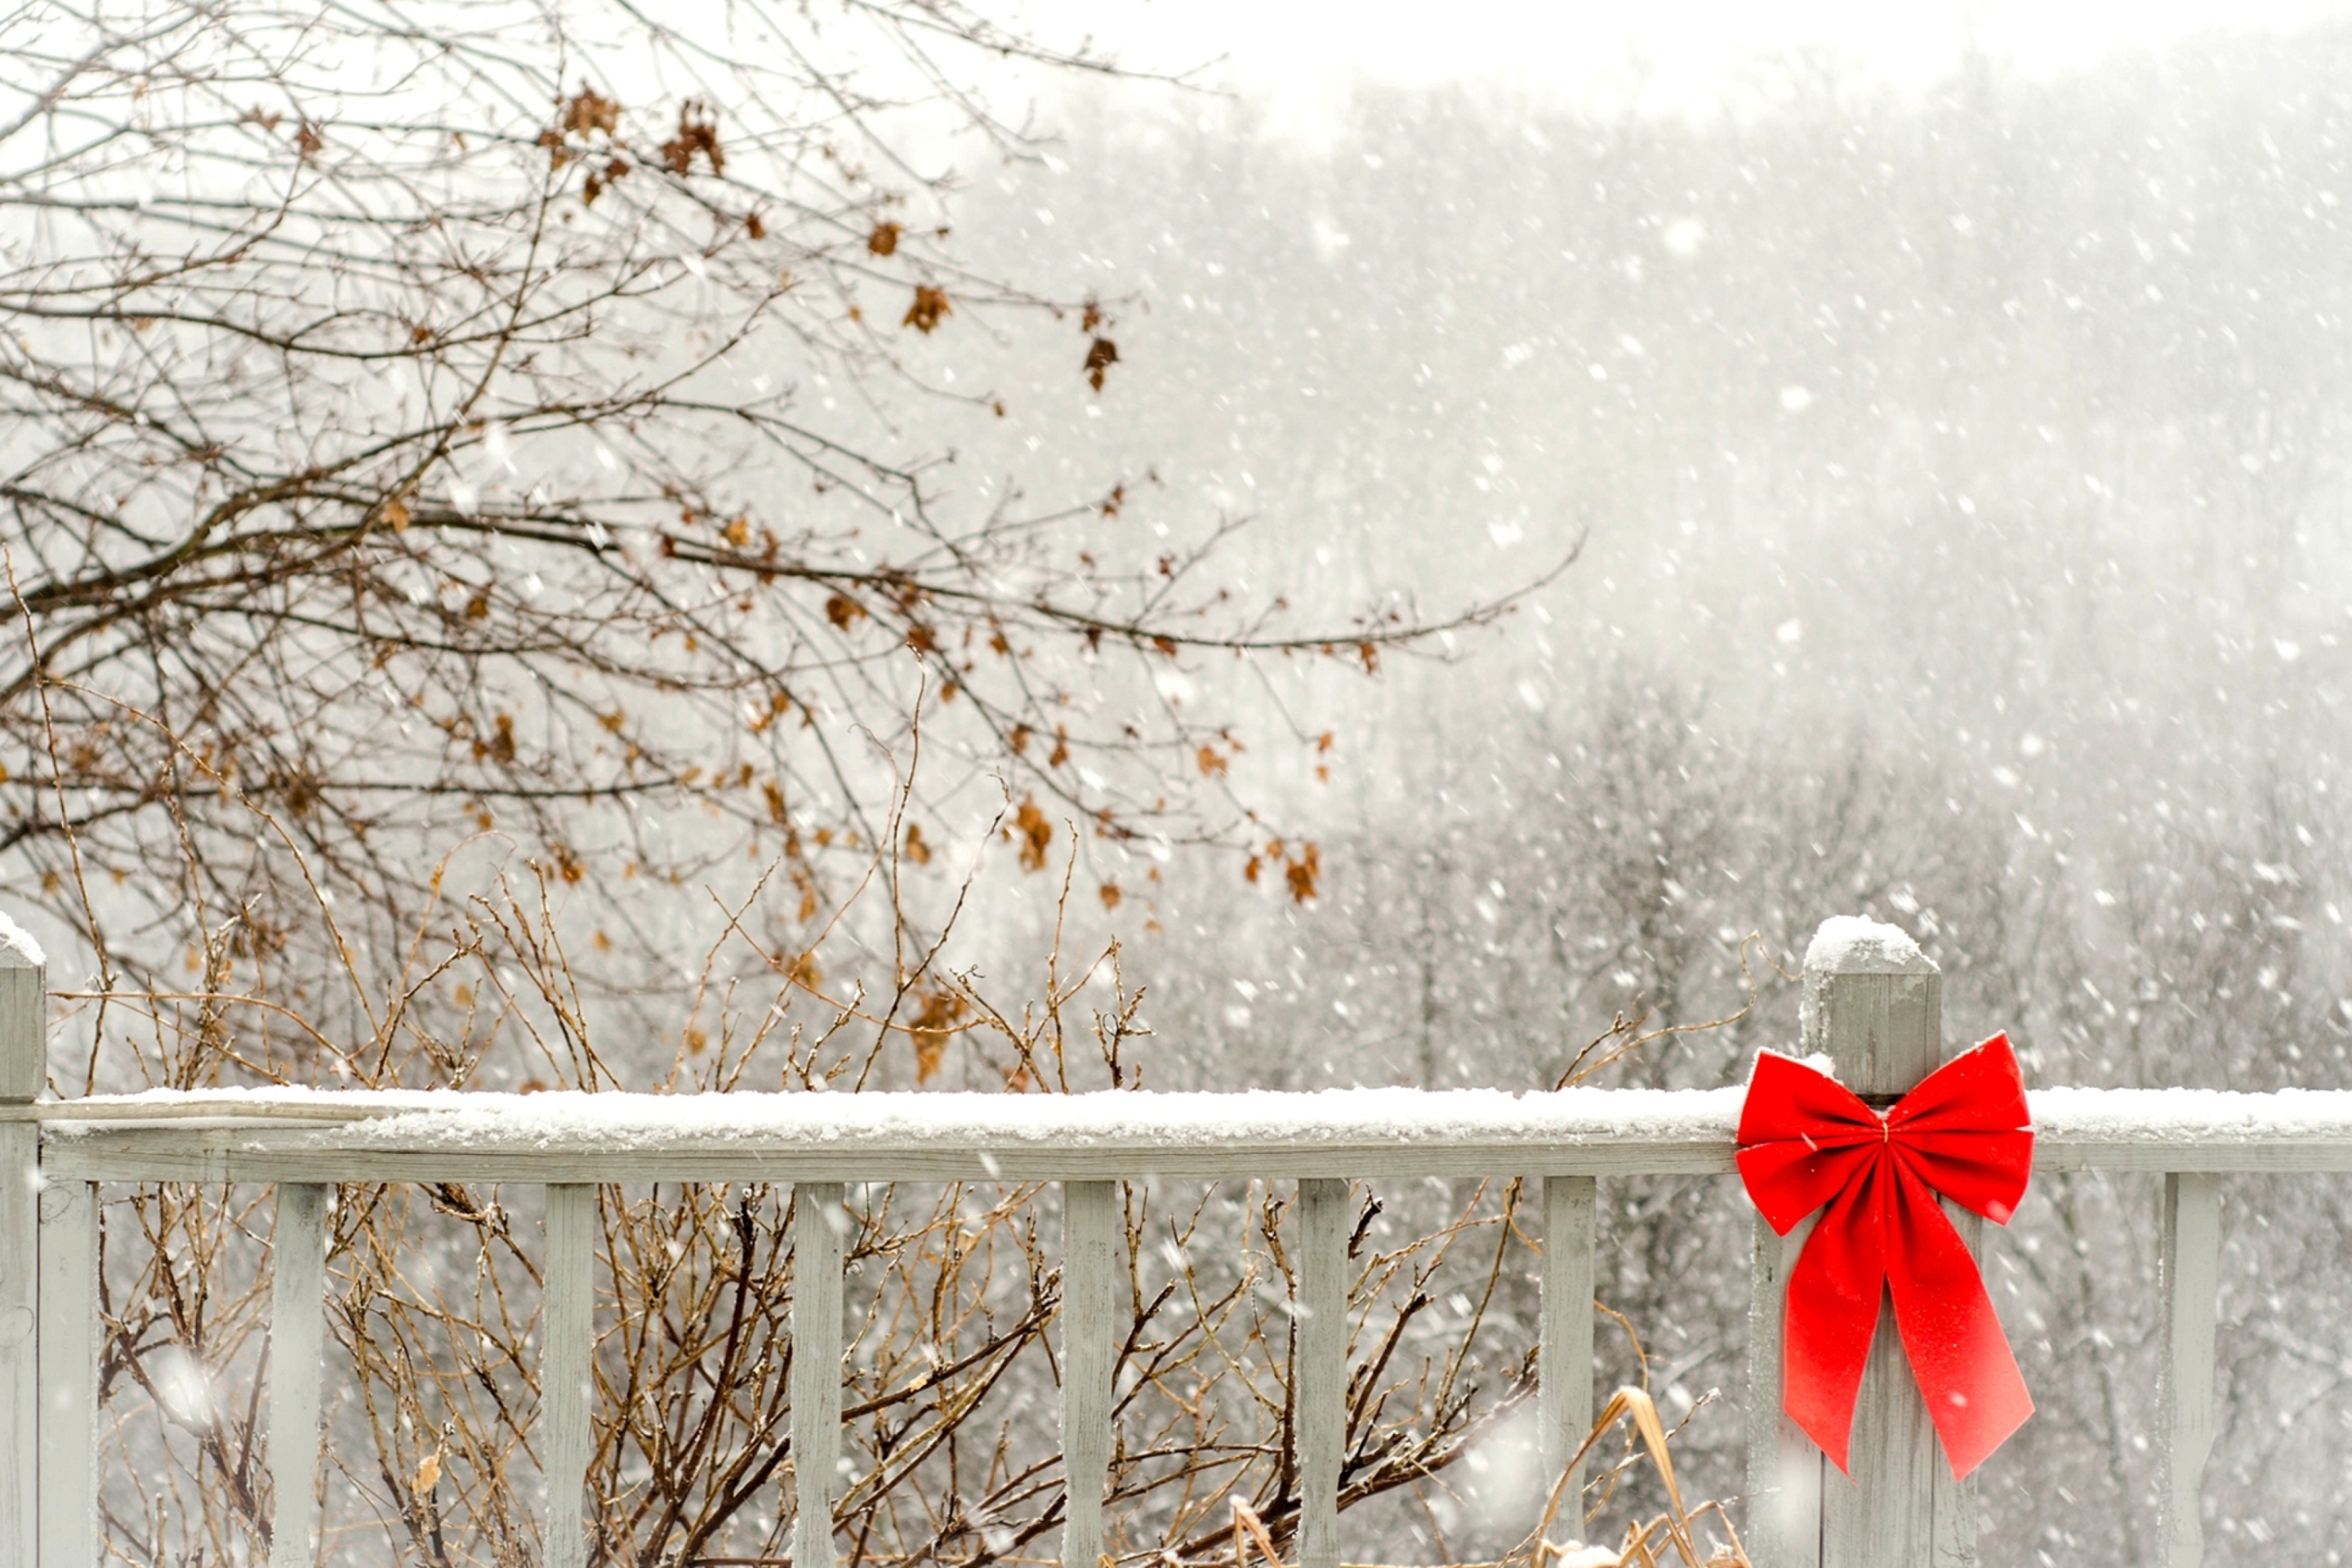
[5,918,2350,1568]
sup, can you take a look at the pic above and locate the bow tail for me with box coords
[1781,1175,1887,1474]
[1886,1163,2034,1478]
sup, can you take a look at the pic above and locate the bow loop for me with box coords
[1737,1032,2035,1479]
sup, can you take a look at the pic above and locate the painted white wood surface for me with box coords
[542,1185,597,1568]
[40,1125,1737,1183]
[1745,1213,1820,1568]
[1808,949,1946,1568]
[0,945,42,1568]
[1930,1208,1984,1568]
[41,1100,2352,1185]
[37,1179,97,1568]
[2156,1173,2221,1568]
[793,1183,845,1568]
[1059,1182,1119,1568]
[1294,1178,1347,1568]
[266,1184,330,1568]
[1538,1174,1595,1518]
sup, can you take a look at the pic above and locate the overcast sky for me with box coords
[1023,0,2352,126]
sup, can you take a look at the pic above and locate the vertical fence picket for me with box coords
[1294,1178,1347,1568]
[794,1183,846,1568]
[266,1184,330,1568]
[2156,1174,2221,1568]
[1,931,45,1568]
[1746,1211,1821,1568]
[542,1185,597,1568]
[1060,1183,1119,1568]
[37,1178,97,1568]
[1931,1209,1984,1568]
[1539,1175,1596,1525]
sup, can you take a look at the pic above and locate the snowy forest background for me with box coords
[960,33,2352,1562]
[7,2,2352,1564]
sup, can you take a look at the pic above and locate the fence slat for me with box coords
[0,1117,30,1568]
[1539,1175,1596,1523]
[266,1184,330,1568]
[1,937,45,1568]
[794,1183,846,1568]
[2156,1174,2221,1568]
[543,1185,597,1568]
[1746,1213,1821,1568]
[1295,1178,1347,1568]
[37,1179,98,1568]
[1060,1183,1119,1568]
[1929,1208,1983,1568]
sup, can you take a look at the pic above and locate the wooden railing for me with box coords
[6,918,2350,1568]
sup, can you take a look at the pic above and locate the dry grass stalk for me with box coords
[1513,1389,1749,1568]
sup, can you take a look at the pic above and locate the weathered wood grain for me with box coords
[2156,1174,2221,1568]
[38,1129,1737,1183]
[1809,940,1944,1568]
[0,945,42,1568]
[793,1183,845,1568]
[542,1185,597,1568]
[1746,1213,1821,1568]
[39,1093,2352,1186]
[37,1179,97,1568]
[266,1184,330,1568]
[1295,1178,1347,1568]
[1538,1175,1595,1519]
[1060,1182,1119,1568]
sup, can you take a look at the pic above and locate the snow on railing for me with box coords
[4,919,2346,1568]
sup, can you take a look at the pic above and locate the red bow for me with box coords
[1737,1033,2034,1478]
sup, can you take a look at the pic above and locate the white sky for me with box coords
[1022,0,2352,126]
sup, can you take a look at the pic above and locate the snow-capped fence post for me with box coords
[0,921,44,1568]
[1747,921,1969,1568]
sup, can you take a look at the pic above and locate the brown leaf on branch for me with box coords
[659,100,724,175]
[907,987,965,1084]
[1012,795,1052,871]
[561,84,621,137]
[867,221,902,256]
[1083,336,1119,390]
[1285,842,1321,903]
[903,284,951,333]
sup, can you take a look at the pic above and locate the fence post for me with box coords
[0,917,48,1568]
[1811,919,1953,1567]
[1749,919,1965,1568]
